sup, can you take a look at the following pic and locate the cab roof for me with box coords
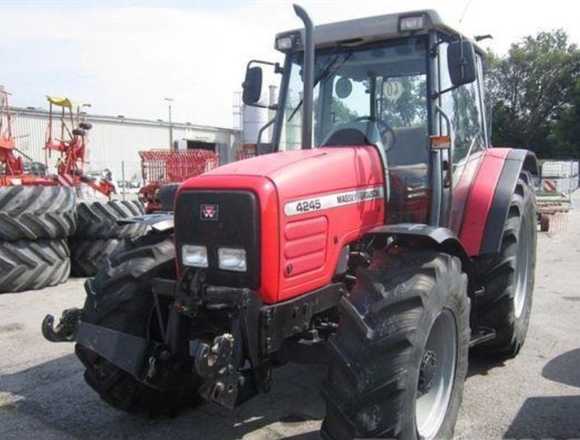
[275,9,482,53]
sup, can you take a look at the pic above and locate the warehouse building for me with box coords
[9,106,241,185]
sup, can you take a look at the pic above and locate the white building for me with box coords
[9,106,241,184]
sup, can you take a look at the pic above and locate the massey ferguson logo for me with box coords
[200,204,219,221]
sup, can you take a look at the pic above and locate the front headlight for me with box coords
[218,247,247,272]
[182,245,208,268]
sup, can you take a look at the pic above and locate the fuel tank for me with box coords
[178,146,386,304]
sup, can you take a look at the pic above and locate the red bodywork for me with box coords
[459,148,511,256]
[180,146,385,304]
[179,144,514,304]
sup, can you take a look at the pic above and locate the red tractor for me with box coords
[44,7,537,440]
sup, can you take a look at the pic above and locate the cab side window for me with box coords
[439,41,485,165]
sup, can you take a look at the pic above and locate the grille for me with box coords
[175,190,260,288]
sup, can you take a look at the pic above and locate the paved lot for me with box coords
[1,194,580,439]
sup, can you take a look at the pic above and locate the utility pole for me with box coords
[164,97,174,150]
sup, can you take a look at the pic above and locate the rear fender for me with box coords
[365,223,472,274]
[459,148,538,256]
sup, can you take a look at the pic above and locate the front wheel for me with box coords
[75,232,200,414]
[322,249,470,440]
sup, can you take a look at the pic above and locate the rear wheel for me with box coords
[75,232,200,414]
[322,249,470,440]
[474,175,536,358]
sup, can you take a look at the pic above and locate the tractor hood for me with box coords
[177,146,386,303]
[199,146,385,200]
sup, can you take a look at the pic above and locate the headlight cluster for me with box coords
[182,245,247,272]
[182,245,208,268]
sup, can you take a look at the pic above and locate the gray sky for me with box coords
[2,0,579,128]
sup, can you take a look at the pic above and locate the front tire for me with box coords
[75,232,199,414]
[322,249,470,440]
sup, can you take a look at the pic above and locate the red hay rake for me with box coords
[138,149,218,212]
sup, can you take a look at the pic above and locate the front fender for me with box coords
[117,212,174,233]
[365,223,472,273]
[459,148,538,256]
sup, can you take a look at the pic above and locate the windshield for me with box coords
[277,36,429,159]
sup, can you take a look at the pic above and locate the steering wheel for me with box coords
[353,116,396,150]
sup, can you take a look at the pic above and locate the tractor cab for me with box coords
[243,9,488,227]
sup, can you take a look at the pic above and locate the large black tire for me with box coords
[474,175,536,358]
[322,250,470,440]
[0,239,70,293]
[75,233,199,414]
[0,186,76,241]
[70,239,127,277]
[75,199,146,240]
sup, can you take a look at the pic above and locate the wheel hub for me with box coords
[415,310,457,440]
[418,350,438,395]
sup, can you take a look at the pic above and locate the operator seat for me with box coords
[388,126,429,167]
[387,126,430,223]
[322,128,372,146]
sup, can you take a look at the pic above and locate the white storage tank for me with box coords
[242,104,268,145]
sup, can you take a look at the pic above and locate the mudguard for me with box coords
[459,148,538,257]
[118,212,174,232]
[365,223,472,272]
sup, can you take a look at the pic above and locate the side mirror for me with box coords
[242,66,263,105]
[447,40,476,87]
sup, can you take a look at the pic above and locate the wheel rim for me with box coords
[514,215,532,318]
[415,309,457,440]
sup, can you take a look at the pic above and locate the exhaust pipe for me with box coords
[293,4,314,149]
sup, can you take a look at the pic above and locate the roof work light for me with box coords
[399,15,426,32]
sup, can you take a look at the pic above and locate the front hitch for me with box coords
[41,308,83,342]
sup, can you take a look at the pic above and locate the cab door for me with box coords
[437,40,489,234]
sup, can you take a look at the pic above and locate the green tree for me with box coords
[549,79,580,158]
[485,30,580,157]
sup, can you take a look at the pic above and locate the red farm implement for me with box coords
[0,87,53,186]
[45,96,114,196]
[138,149,218,212]
[1,92,114,197]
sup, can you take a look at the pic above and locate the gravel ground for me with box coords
[1,193,579,439]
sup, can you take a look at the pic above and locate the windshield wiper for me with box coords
[287,50,353,122]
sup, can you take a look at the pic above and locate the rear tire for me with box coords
[70,239,127,277]
[474,176,536,358]
[75,199,146,240]
[0,239,70,293]
[0,186,76,241]
[75,232,200,414]
[322,249,469,440]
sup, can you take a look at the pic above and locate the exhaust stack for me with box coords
[293,4,314,149]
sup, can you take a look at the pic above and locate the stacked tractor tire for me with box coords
[71,200,146,276]
[0,186,74,293]
[0,185,146,293]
